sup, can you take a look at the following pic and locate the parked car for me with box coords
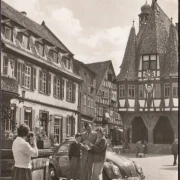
[49,137,145,180]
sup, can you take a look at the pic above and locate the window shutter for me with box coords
[21,64,25,86]
[3,56,8,75]
[46,72,49,95]
[60,78,63,99]
[66,81,69,100]
[48,73,51,95]
[39,70,42,92]
[53,76,57,97]
[72,83,76,103]
[17,62,21,84]
[31,67,33,90]
[71,117,75,136]
[33,68,36,90]
[14,60,17,78]
[62,79,65,99]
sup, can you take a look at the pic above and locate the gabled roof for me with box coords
[73,59,97,76]
[162,23,178,77]
[86,60,111,90]
[1,1,72,54]
[117,25,137,81]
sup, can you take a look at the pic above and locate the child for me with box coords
[67,133,82,180]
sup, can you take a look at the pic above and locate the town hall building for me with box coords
[117,0,178,150]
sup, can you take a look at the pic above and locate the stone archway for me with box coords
[153,116,174,144]
[131,116,148,143]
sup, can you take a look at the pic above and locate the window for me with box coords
[108,73,113,82]
[66,116,75,136]
[24,66,31,89]
[88,96,91,107]
[63,58,70,69]
[5,26,12,41]
[139,84,144,98]
[66,81,76,102]
[33,68,36,90]
[142,55,157,70]
[3,57,15,78]
[84,73,87,84]
[53,77,64,99]
[84,94,86,106]
[37,43,44,57]
[42,73,46,93]
[119,85,125,97]
[91,97,93,108]
[54,118,62,144]
[39,71,51,94]
[102,89,109,99]
[128,85,135,98]
[155,84,161,98]
[164,83,170,97]
[22,35,29,49]
[52,51,58,63]
[172,83,178,97]
[99,107,103,116]
[24,109,32,130]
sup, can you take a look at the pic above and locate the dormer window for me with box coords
[52,51,58,63]
[3,56,15,78]
[37,42,44,57]
[142,55,157,70]
[22,35,29,49]
[63,58,70,69]
[5,26,12,41]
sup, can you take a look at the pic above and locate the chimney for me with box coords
[175,23,178,32]
[21,11,27,16]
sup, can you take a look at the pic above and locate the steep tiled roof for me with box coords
[1,1,72,53]
[86,60,111,90]
[117,25,137,81]
[73,59,97,76]
[162,23,178,77]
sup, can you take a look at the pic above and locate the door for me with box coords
[57,142,71,177]
[54,117,62,144]
[40,113,48,135]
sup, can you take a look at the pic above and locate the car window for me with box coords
[57,141,72,155]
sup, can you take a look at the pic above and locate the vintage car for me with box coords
[49,137,145,180]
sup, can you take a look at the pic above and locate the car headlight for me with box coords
[134,163,143,174]
[112,165,120,175]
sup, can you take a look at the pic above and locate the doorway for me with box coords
[131,117,148,143]
[153,116,174,144]
[54,117,62,144]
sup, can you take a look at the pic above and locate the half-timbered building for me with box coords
[117,0,178,150]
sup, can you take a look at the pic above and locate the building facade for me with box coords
[87,61,122,137]
[73,59,97,130]
[1,1,82,145]
[117,0,178,145]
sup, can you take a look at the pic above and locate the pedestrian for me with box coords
[171,139,178,165]
[143,140,148,157]
[86,127,107,180]
[80,123,97,180]
[11,124,38,180]
[136,140,142,157]
[67,133,82,180]
[26,131,35,147]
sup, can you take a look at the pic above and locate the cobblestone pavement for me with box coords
[125,153,178,180]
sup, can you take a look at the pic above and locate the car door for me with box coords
[56,142,71,177]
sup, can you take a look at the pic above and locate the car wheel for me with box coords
[103,170,111,180]
[49,166,58,180]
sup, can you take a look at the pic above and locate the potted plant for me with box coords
[2,129,17,149]
[36,127,51,149]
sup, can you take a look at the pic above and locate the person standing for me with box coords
[86,127,107,180]
[171,139,178,165]
[136,141,142,157]
[143,140,148,157]
[80,123,97,180]
[11,124,38,180]
[67,133,82,180]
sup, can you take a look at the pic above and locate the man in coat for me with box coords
[171,139,178,165]
[80,123,97,180]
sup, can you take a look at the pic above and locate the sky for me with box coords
[3,0,178,75]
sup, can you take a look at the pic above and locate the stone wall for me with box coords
[127,143,172,154]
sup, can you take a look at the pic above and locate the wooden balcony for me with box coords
[1,76,19,100]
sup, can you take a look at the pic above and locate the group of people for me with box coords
[136,140,148,157]
[67,123,107,180]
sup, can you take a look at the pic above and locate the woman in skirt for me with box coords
[11,124,38,180]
